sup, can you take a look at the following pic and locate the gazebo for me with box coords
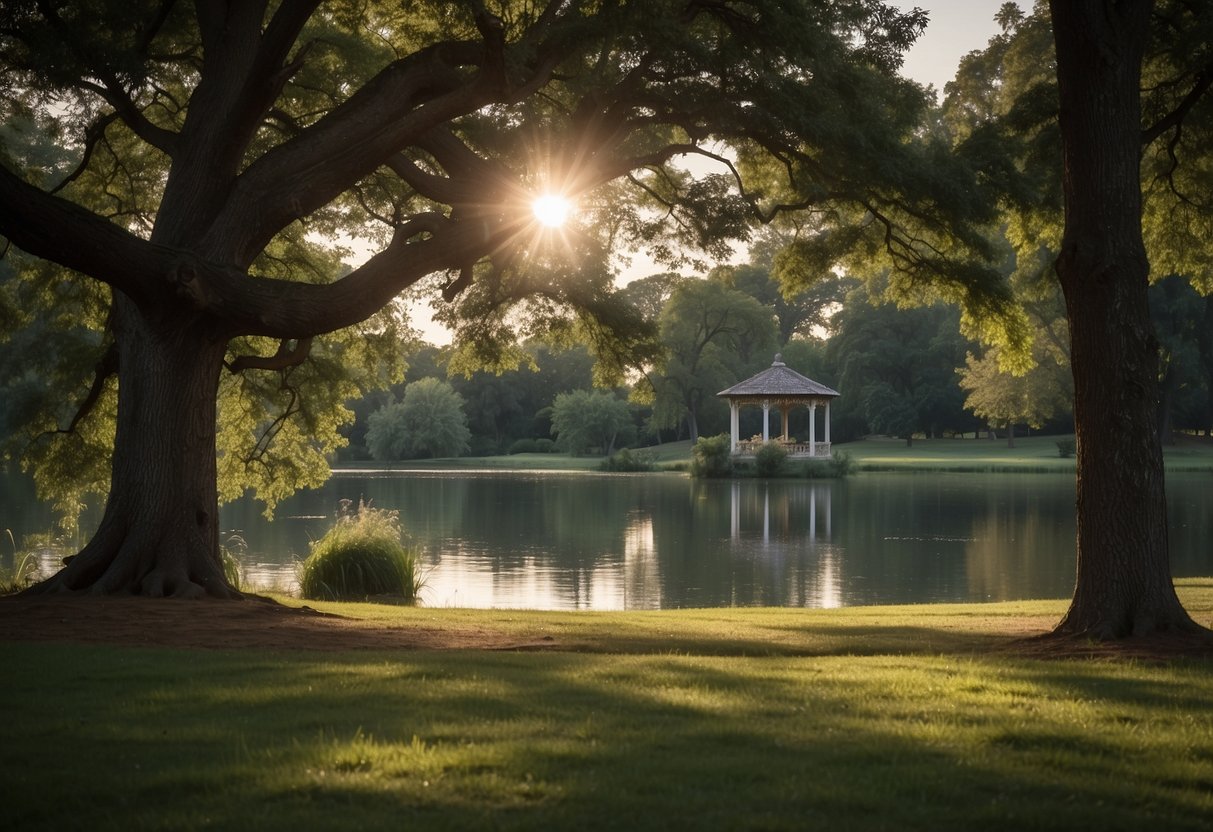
[717,354,840,458]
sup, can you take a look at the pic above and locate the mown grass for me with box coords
[4,582,1213,831]
[336,435,1213,476]
[843,434,1213,473]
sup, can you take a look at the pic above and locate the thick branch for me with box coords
[0,166,174,305]
[226,337,313,374]
[1141,64,1213,146]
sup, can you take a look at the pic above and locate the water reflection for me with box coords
[5,470,1212,610]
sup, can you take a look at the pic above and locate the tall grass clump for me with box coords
[220,531,247,591]
[299,500,422,603]
[1,529,42,595]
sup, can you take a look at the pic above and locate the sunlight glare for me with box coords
[532,194,571,228]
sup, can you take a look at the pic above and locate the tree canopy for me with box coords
[0,0,1036,598]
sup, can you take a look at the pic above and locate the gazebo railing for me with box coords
[734,440,831,458]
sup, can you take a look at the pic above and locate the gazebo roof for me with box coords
[717,354,840,400]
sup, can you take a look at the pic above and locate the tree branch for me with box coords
[1141,64,1213,146]
[56,342,119,435]
[225,337,313,374]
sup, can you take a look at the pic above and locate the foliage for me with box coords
[799,451,855,479]
[636,279,777,441]
[754,442,789,477]
[219,532,246,593]
[598,448,657,473]
[690,433,734,478]
[299,501,421,603]
[508,437,556,455]
[366,378,470,461]
[830,286,976,443]
[1056,438,1076,458]
[957,340,1070,445]
[550,389,634,456]
[0,526,41,595]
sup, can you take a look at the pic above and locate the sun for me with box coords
[531,193,572,228]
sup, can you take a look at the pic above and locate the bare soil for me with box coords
[2,594,1211,660]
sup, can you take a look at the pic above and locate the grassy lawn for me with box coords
[336,436,1213,476]
[4,583,1213,830]
[335,441,696,473]
[832,434,1213,473]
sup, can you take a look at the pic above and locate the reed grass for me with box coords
[298,500,422,602]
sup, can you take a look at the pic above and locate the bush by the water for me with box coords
[299,500,422,602]
[754,442,787,477]
[599,448,657,472]
[691,434,734,478]
[508,437,556,454]
[801,451,855,478]
[1056,438,1076,458]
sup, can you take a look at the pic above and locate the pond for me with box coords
[9,469,1209,610]
[2,470,1213,613]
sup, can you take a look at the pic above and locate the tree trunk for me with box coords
[1049,0,1199,638]
[1006,423,1015,449]
[27,297,238,598]
[687,408,700,444]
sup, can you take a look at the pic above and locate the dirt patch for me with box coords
[3,595,1212,660]
[0,595,555,652]
[1003,629,1213,662]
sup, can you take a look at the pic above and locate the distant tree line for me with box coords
[340,252,1213,462]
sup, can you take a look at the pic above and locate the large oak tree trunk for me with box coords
[1049,0,1199,638]
[28,296,238,598]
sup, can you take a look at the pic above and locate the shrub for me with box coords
[467,435,501,457]
[509,438,540,454]
[754,442,787,477]
[599,448,657,472]
[691,434,733,478]
[801,451,855,479]
[508,437,557,455]
[1056,438,1076,458]
[299,500,422,603]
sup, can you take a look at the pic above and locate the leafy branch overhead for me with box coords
[0,0,1025,598]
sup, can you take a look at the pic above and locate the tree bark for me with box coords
[27,296,237,598]
[1049,0,1200,638]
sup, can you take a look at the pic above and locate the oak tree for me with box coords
[2,1,964,597]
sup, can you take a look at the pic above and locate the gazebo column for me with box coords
[729,401,739,454]
[809,403,817,452]
[780,406,790,441]
[825,401,831,446]
[762,400,770,442]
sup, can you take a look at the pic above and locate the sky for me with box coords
[893,0,1009,94]
[412,0,1012,345]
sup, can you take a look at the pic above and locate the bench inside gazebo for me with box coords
[717,354,840,458]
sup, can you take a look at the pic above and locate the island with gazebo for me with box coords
[717,354,840,458]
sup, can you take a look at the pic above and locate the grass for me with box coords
[334,441,696,473]
[4,582,1213,830]
[335,435,1213,477]
[299,501,422,602]
[841,434,1213,473]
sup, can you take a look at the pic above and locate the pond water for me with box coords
[9,469,1209,610]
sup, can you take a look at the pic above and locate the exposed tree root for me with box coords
[24,520,240,599]
[1006,625,1213,661]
